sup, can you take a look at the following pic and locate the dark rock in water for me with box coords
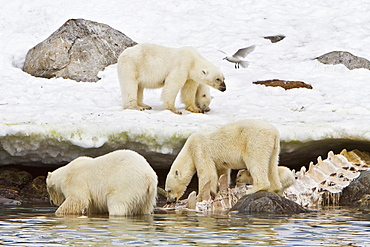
[0,167,33,190]
[253,79,313,90]
[23,18,137,82]
[340,170,370,207]
[230,191,310,214]
[316,51,370,70]
[264,35,285,43]
[20,176,49,203]
[0,168,49,204]
[0,197,21,205]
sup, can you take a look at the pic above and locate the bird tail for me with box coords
[240,61,249,68]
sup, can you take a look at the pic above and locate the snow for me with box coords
[1,0,370,165]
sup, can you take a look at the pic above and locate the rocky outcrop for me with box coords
[253,79,313,90]
[339,170,370,207]
[23,18,137,82]
[316,51,370,70]
[0,168,48,205]
[230,191,310,214]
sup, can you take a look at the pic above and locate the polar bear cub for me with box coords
[117,43,225,114]
[236,166,295,195]
[46,150,158,216]
[165,119,282,202]
[182,83,212,113]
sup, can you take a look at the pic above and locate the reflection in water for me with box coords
[0,204,370,246]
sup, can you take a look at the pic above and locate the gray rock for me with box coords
[340,170,370,207]
[0,197,21,205]
[23,18,137,82]
[230,191,310,214]
[316,51,370,70]
[264,35,285,43]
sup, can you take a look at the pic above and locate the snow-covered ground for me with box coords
[1,0,370,166]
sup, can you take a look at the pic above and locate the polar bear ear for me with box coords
[175,169,180,178]
[202,69,208,75]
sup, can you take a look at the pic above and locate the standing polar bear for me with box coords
[46,150,158,216]
[165,119,282,203]
[117,43,225,114]
[236,166,295,195]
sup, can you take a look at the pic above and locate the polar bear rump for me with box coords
[46,150,158,216]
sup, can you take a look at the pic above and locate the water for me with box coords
[0,204,370,246]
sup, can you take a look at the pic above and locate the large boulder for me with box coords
[340,170,370,207]
[23,18,137,82]
[230,191,310,214]
[316,51,370,70]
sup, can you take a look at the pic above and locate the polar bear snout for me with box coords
[165,189,178,204]
[166,197,177,204]
[218,81,226,92]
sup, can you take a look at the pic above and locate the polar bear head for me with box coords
[235,169,253,185]
[200,68,226,92]
[195,84,212,113]
[165,169,188,203]
[46,171,65,206]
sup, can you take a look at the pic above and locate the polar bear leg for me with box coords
[119,64,147,111]
[217,168,230,190]
[181,80,202,113]
[197,169,218,202]
[107,199,131,216]
[55,196,90,215]
[244,160,270,194]
[267,138,282,194]
[243,143,271,195]
[137,85,152,110]
[162,72,187,114]
[193,142,219,201]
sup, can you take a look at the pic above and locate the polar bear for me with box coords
[165,119,282,203]
[117,43,225,114]
[236,166,295,195]
[46,150,158,216]
[182,83,212,113]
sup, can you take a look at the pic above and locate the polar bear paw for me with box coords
[138,105,152,111]
[186,105,203,114]
[166,107,182,115]
[124,104,152,111]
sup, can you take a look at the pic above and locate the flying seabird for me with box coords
[221,45,256,69]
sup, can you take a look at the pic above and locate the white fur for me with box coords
[181,83,212,113]
[236,166,295,195]
[195,84,212,113]
[46,150,157,216]
[117,43,225,114]
[165,119,282,202]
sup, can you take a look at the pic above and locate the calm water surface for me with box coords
[0,204,369,246]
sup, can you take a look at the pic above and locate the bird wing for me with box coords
[234,45,256,58]
[218,49,227,55]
